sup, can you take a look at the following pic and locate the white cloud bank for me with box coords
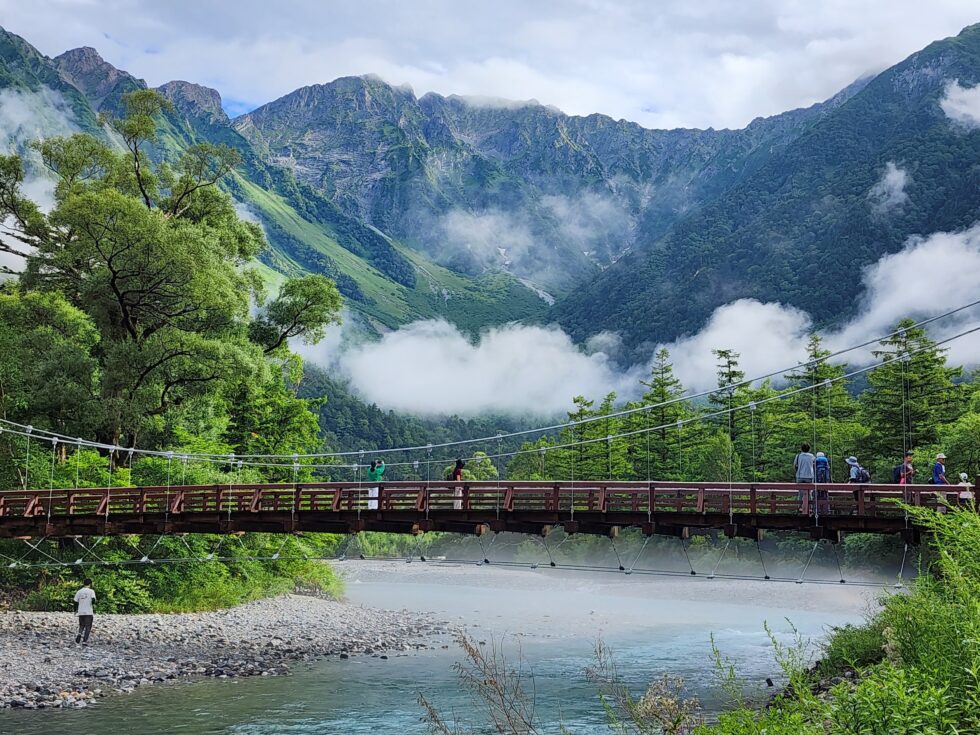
[324,222,980,415]
[336,320,641,417]
[940,80,980,128]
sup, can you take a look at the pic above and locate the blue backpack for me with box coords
[815,456,830,483]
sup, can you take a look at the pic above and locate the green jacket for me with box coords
[367,463,385,483]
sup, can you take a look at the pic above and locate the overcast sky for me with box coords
[1,1,977,128]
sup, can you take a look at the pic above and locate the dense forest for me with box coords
[503,327,978,488]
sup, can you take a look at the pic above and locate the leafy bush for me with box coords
[816,621,885,677]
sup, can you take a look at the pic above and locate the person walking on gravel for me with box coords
[74,578,96,644]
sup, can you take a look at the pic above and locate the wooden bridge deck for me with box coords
[0,481,963,542]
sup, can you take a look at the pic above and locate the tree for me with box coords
[860,320,962,466]
[627,348,698,480]
[250,275,342,355]
[0,90,343,451]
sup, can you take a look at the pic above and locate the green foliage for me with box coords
[816,622,885,677]
[859,320,963,473]
[0,88,345,613]
[698,505,980,734]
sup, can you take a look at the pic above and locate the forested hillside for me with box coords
[555,24,980,353]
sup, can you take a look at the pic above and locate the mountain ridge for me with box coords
[2,22,979,355]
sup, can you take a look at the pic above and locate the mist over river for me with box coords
[2,561,882,734]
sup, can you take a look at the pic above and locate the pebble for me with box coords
[0,594,455,709]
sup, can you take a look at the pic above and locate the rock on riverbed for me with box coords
[0,594,451,709]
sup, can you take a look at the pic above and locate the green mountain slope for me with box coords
[234,75,856,294]
[554,24,980,353]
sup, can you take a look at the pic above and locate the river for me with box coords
[1,560,881,734]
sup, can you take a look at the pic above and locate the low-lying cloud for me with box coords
[434,191,633,288]
[336,320,640,417]
[868,161,910,214]
[326,221,980,416]
[940,80,980,129]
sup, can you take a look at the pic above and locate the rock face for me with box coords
[232,75,834,290]
[53,46,142,111]
[157,80,229,125]
[0,594,452,710]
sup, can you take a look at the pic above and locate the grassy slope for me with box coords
[235,175,548,333]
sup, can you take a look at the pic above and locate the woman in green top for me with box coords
[367,459,385,510]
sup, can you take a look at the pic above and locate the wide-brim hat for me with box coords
[845,456,859,466]
[961,473,970,481]
[936,453,947,460]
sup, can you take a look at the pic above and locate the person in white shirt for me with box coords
[73,578,96,644]
[958,472,975,505]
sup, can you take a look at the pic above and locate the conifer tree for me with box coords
[860,319,962,468]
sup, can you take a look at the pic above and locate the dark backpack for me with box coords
[857,467,871,483]
[892,464,903,483]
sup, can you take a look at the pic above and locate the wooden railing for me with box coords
[0,480,964,520]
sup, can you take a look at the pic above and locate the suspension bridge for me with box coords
[0,305,977,585]
[0,479,960,543]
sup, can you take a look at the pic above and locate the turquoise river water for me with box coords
[1,561,882,734]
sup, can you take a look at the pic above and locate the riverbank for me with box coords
[0,593,449,710]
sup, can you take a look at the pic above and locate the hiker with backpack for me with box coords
[892,451,915,485]
[815,452,830,482]
[814,452,831,514]
[846,456,870,483]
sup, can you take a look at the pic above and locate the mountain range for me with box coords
[2,23,979,354]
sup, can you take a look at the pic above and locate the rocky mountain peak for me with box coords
[54,46,141,108]
[157,80,228,124]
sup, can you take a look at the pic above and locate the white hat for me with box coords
[816,451,826,457]
[936,453,947,460]
[961,472,970,482]
[845,456,859,466]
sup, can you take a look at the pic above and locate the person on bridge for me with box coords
[932,454,951,486]
[894,451,915,485]
[450,459,464,510]
[73,578,96,644]
[846,456,870,483]
[794,444,816,511]
[958,473,974,506]
[815,452,830,483]
[813,452,831,514]
[367,460,386,510]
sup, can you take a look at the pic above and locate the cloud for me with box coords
[433,191,631,287]
[824,223,980,367]
[327,222,980,417]
[336,319,641,417]
[660,300,813,392]
[0,86,76,156]
[7,1,979,129]
[940,80,980,128]
[868,162,910,214]
[439,209,533,271]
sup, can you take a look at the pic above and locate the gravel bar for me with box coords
[0,593,452,710]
